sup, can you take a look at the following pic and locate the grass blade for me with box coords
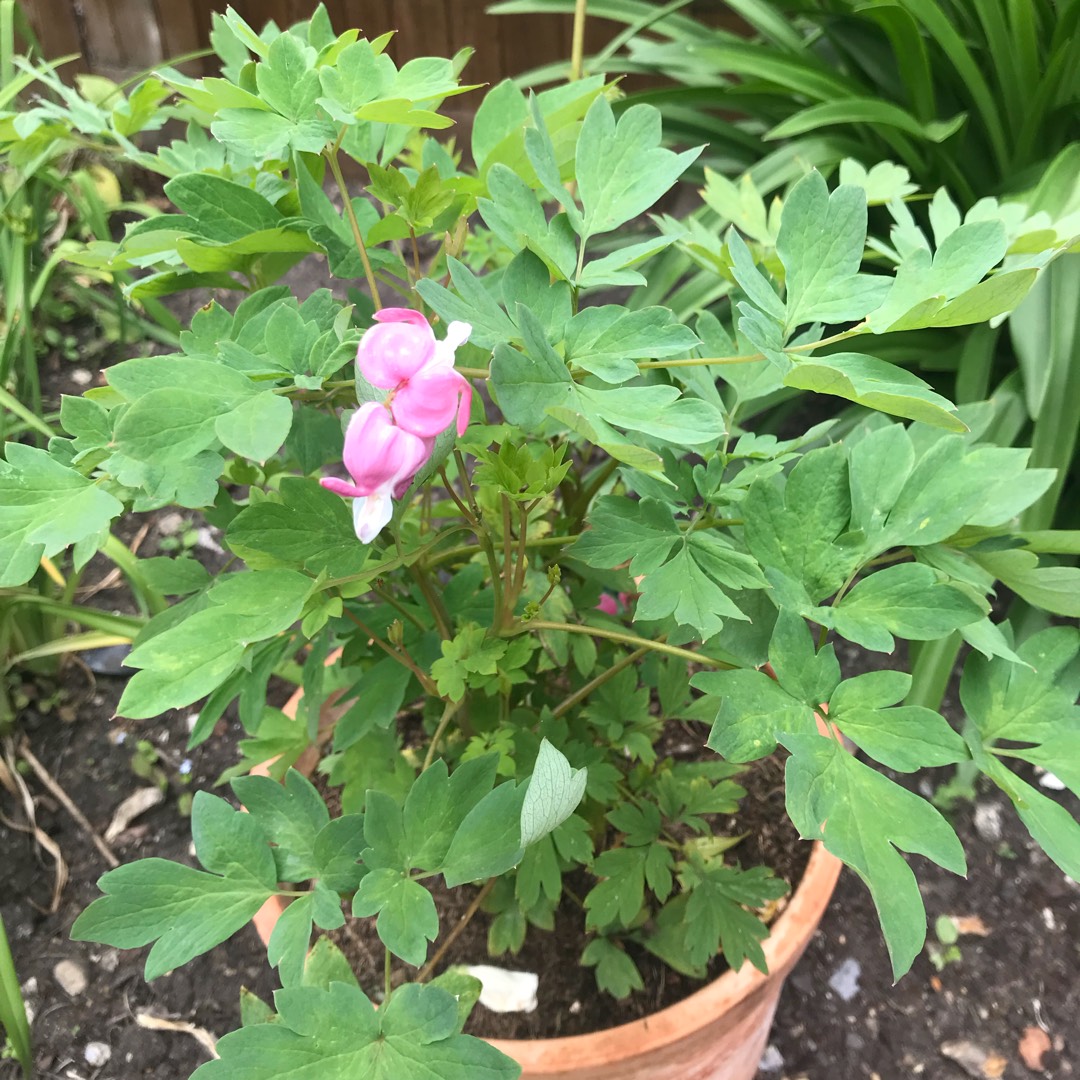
[0,911,32,1078]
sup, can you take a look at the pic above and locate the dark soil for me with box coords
[758,771,1080,1080]
[324,751,810,1041]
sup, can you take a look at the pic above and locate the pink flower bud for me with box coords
[596,593,620,616]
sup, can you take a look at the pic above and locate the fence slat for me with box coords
[24,1,735,84]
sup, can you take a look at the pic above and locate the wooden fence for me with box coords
[21,1,738,83]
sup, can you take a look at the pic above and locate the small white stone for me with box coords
[828,958,861,1002]
[195,526,224,554]
[568,1000,582,1015]
[53,959,88,997]
[156,511,185,536]
[973,801,1003,843]
[463,966,539,1014]
[1042,907,1057,931]
[70,368,93,386]
[1038,770,1066,791]
[759,1044,785,1072]
[93,949,120,973]
[84,1042,112,1067]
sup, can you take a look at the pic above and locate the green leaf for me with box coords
[231,769,330,882]
[961,627,1080,746]
[417,258,517,351]
[767,97,965,144]
[226,477,368,579]
[214,391,294,462]
[581,938,643,999]
[970,548,1080,618]
[585,848,646,929]
[632,540,750,640]
[72,794,277,980]
[781,732,965,979]
[570,496,680,576]
[257,31,320,122]
[743,442,856,603]
[192,982,520,1079]
[119,570,311,718]
[303,935,360,991]
[867,219,1008,332]
[682,862,788,972]
[312,816,367,894]
[268,894,314,987]
[478,168,577,281]
[403,756,500,873]
[0,444,123,586]
[139,556,212,597]
[442,780,528,887]
[785,352,965,431]
[164,173,282,244]
[575,97,701,241]
[565,306,700,384]
[775,172,890,331]
[823,563,984,652]
[519,739,588,847]
[828,671,968,771]
[695,667,817,762]
[333,659,414,750]
[352,869,437,967]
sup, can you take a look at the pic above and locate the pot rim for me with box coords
[249,659,843,1068]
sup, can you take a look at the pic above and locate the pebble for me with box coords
[70,368,93,386]
[941,1039,1007,1078]
[53,959,88,997]
[156,511,185,535]
[973,801,1004,843]
[1038,770,1066,791]
[758,1044,784,1072]
[84,1042,111,1067]
[828,957,862,1002]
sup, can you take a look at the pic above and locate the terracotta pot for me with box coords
[250,670,842,1080]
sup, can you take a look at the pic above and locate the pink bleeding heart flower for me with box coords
[320,401,431,543]
[357,308,473,439]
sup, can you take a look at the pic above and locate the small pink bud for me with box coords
[596,593,620,616]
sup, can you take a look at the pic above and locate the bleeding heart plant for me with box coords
[1,4,1077,1078]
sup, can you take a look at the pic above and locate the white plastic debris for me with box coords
[463,966,539,1014]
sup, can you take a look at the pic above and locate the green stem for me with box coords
[416,879,496,983]
[570,0,588,81]
[514,620,734,669]
[637,326,866,370]
[325,135,383,310]
[552,645,648,718]
[422,700,462,771]
[102,534,167,616]
[341,608,437,695]
[906,633,962,711]
[432,533,579,568]
[384,948,393,1002]
[566,456,619,527]
[409,564,452,640]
